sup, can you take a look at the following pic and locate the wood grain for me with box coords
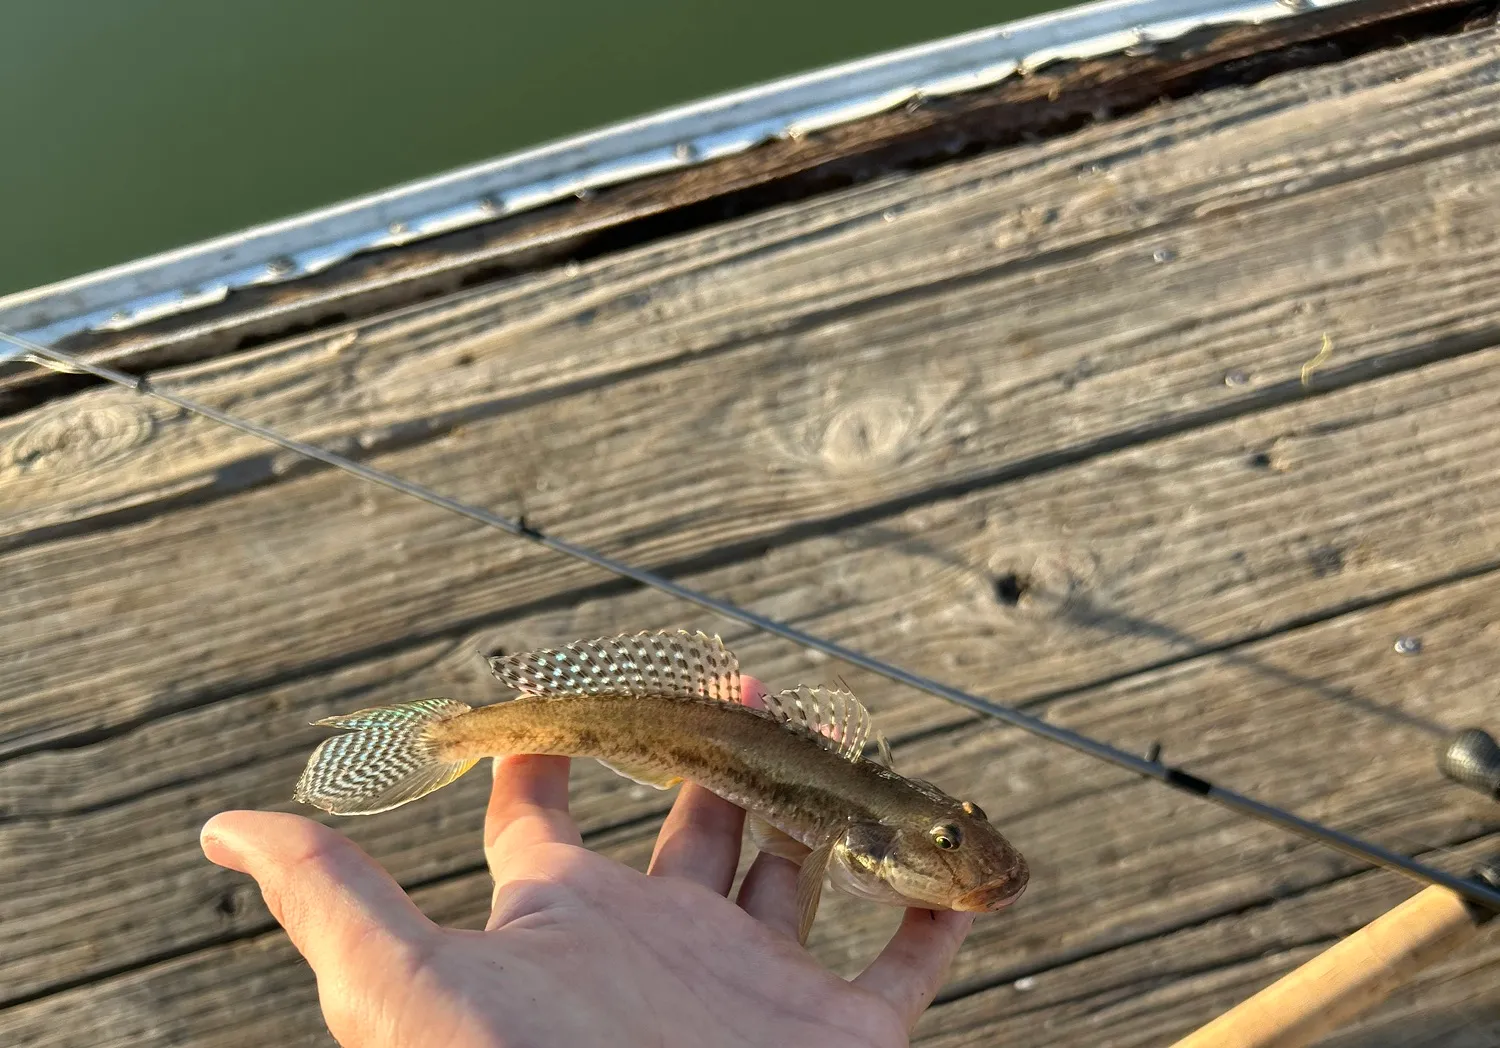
[8,346,1500,1004]
[9,26,1500,756]
[8,21,1500,1048]
[11,24,1500,547]
[13,339,1500,818]
[5,567,1498,1045]
[915,843,1500,1047]
[0,0,1473,417]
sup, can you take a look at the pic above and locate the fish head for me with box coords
[827,796,1028,913]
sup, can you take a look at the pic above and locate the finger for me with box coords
[853,908,975,1029]
[735,850,803,939]
[647,784,744,894]
[485,755,581,876]
[201,810,436,978]
[740,675,769,710]
[637,673,765,889]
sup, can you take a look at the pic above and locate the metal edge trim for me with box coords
[0,0,1353,355]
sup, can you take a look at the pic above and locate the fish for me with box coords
[293,629,1028,944]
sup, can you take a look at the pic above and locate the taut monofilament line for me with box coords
[8,329,1500,914]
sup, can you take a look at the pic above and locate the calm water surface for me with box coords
[0,0,1059,296]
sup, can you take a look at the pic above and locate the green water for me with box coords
[0,0,1059,298]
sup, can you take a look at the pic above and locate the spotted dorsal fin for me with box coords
[487,630,741,702]
[763,685,894,767]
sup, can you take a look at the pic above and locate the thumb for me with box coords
[202,810,437,978]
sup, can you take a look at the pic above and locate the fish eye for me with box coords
[961,800,987,821]
[931,824,963,850]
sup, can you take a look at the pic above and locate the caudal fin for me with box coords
[294,698,477,815]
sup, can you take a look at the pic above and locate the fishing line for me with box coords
[8,329,1500,913]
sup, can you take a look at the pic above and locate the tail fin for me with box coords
[294,698,477,815]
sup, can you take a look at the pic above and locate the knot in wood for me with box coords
[754,369,977,480]
[985,549,1101,621]
[817,394,920,473]
[6,400,155,478]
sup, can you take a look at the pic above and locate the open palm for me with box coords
[202,752,974,1048]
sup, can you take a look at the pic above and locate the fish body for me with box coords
[294,630,1028,942]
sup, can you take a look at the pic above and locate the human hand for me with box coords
[201,680,974,1048]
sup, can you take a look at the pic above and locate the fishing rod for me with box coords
[1171,853,1500,1048]
[8,329,1500,914]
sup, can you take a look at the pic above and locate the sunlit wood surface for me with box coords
[4,20,1500,1048]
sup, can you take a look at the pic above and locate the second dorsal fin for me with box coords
[487,630,741,702]
[762,685,894,767]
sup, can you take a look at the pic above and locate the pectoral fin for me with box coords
[748,816,811,862]
[794,838,836,946]
[595,757,682,790]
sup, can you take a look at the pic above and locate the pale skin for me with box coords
[199,676,974,1048]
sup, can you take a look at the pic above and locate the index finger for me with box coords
[646,675,769,893]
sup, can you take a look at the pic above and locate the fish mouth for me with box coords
[954,879,1027,913]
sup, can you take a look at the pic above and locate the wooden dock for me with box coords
[4,7,1500,1046]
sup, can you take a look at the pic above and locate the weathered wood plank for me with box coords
[915,840,1500,1047]
[8,347,1500,1002]
[10,860,1497,1048]
[0,830,642,1048]
[9,22,1500,1047]
[5,566,1498,1045]
[7,26,1500,758]
[11,19,1500,546]
[1314,958,1500,1048]
[879,561,1500,997]
[14,339,1500,819]
[0,0,1463,415]
[11,20,1500,548]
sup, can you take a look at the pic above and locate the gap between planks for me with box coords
[6,24,1500,553]
[12,339,1500,1006]
[11,26,1500,759]
[10,168,1500,759]
[8,20,1500,1043]
[8,506,1500,1007]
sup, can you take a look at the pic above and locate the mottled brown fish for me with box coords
[294,630,1028,943]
